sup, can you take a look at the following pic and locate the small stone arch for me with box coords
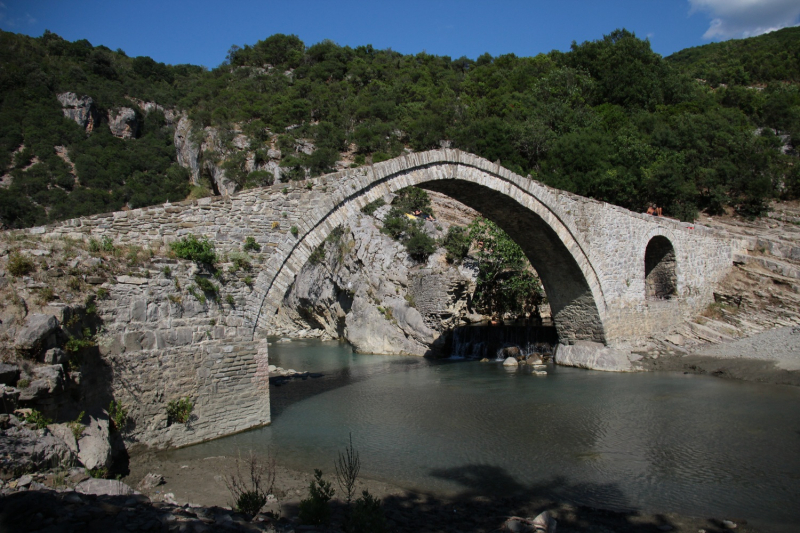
[644,236,677,300]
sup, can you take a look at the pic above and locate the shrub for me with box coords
[170,235,217,265]
[226,294,235,306]
[335,433,360,505]
[298,469,335,526]
[309,245,325,265]
[16,378,30,389]
[108,400,128,432]
[361,197,385,216]
[243,236,261,252]
[88,238,101,253]
[25,409,52,429]
[36,286,56,304]
[442,225,471,264]
[243,275,254,286]
[348,490,387,533]
[96,287,110,300]
[100,236,115,252]
[290,226,299,237]
[65,329,95,353]
[404,228,436,262]
[89,467,108,479]
[7,252,35,277]
[380,209,409,240]
[224,451,277,517]
[162,265,172,277]
[228,252,252,272]
[166,397,193,425]
[194,275,219,297]
[68,411,86,440]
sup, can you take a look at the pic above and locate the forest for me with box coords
[1,26,799,229]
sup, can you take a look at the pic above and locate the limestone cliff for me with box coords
[273,193,483,355]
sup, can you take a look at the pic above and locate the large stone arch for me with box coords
[247,150,609,345]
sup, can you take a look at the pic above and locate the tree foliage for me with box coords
[467,218,544,319]
[1,27,799,229]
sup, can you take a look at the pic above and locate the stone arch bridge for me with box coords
[35,150,741,447]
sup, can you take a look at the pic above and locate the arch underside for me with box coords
[420,179,605,344]
[254,160,608,346]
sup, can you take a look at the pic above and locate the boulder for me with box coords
[554,341,639,372]
[48,423,79,454]
[137,472,165,491]
[502,346,521,359]
[532,511,557,532]
[15,314,59,356]
[42,347,68,365]
[108,107,139,139]
[18,365,66,401]
[0,423,78,475]
[75,478,138,496]
[0,363,20,386]
[0,385,19,414]
[503,357,519,367]
[77,416,112,471]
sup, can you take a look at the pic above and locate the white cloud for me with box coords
[689,0,800,39]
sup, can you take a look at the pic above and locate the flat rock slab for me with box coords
[75,478,139,496]
[555,341,639,372]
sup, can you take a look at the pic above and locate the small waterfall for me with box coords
[449,322,558,359]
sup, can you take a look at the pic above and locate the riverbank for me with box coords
[639,326,800,387]
[120,452,763,532]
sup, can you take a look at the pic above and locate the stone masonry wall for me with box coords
[29,150,740,348]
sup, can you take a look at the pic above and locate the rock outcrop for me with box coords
[173,115,202,185]
[14,314,60,357]
[108,107,139,139]
[57,92,99,132]
[275,197,481,356]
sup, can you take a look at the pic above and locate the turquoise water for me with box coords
[166,339,800,530]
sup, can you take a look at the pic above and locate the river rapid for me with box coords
[164,338,800,532]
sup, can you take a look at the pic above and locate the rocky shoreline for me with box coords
[1,450,763,533]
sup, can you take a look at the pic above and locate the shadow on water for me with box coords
[365,463,741,533]
[269,350,448,420]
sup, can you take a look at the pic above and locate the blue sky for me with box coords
[2,0,799,68]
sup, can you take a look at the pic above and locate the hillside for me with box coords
[667,26,800,85]
[1,28,799,231]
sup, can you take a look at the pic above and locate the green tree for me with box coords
[467,218,543,320]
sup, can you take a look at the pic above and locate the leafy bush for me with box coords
[442,225,471,263]
[108,400,128,432]
[298,469,335,525]
[100,236,115,252]
[170,235,217,265]
[194,275,219,294]
[392,187,432,214]
[309,245,325,265]
[68,411,86,440]
[7,252,35,277]
[404,227,436,262]
[25,409,52,429]
[290,225,299,237]
[225,293,235,306]
[65,329,96,353]
[361,197,385,216]
[347,490,387,533]
[166,397,193,425]
[228,252,252,272]
[243,236,261,252]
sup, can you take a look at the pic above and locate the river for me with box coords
[164,338,800,531]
